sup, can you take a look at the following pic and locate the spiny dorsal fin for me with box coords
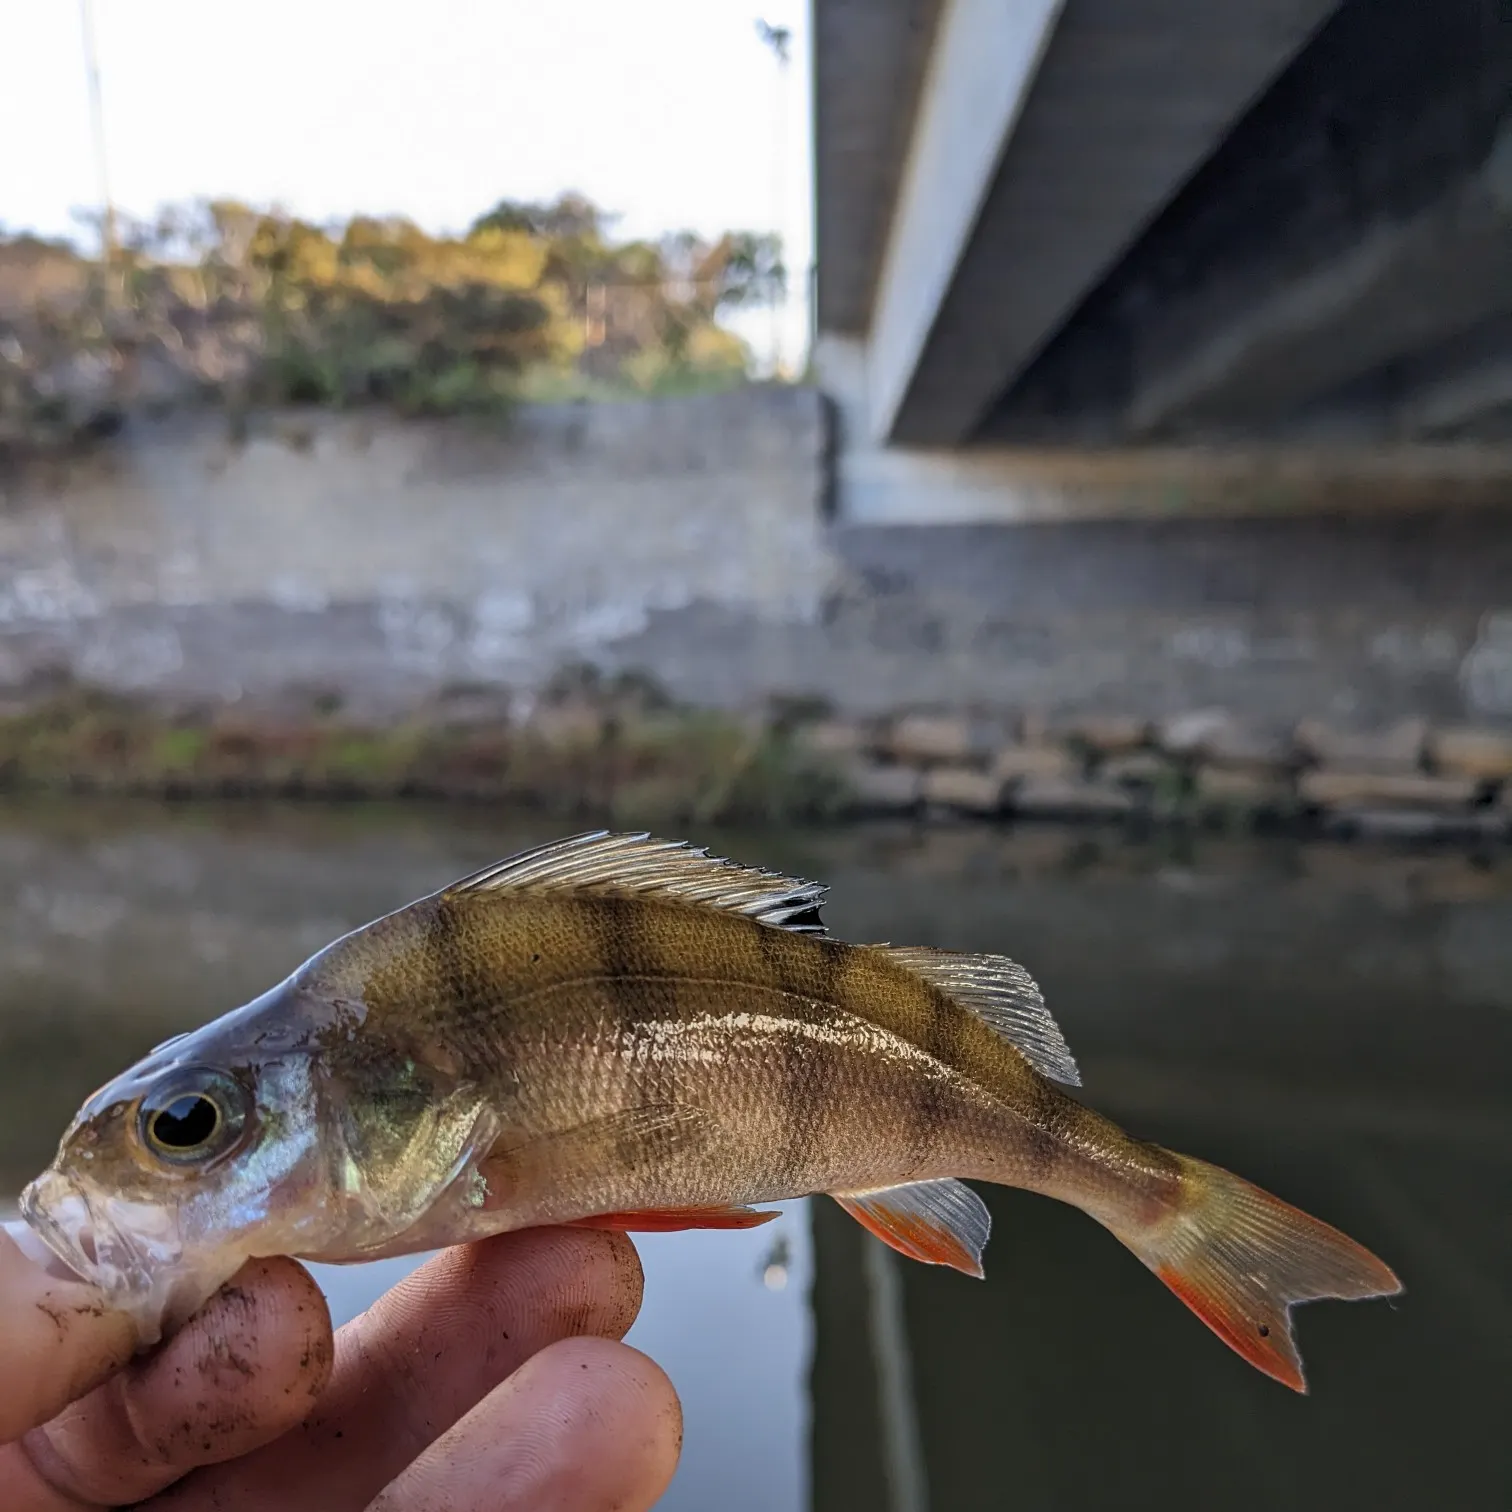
[443,830,829,935]
[878,945,1080,1086]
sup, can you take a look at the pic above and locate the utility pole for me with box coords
[756,19,790,379]
[80,0,118,267]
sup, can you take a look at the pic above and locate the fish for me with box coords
[21,830,1401,1389]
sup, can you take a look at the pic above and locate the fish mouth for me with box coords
[19,1169,183,1328]
[19,1170,103,1282]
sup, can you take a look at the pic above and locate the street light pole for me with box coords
[756,19,791,380]
[80,0,117,266]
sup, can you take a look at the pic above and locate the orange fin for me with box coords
[565,1204,781,1233]
[1111,1151,1402,1393]
[1156,1264,1314,1393]
[831,1178,990,1278]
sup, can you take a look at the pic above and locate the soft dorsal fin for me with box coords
[878,945,1080,1086]
[443,830,829,934]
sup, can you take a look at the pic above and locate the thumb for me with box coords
[0,1224,138,1445]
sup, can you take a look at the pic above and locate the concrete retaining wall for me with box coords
[0,388,832,720]
[2,385,1512,733]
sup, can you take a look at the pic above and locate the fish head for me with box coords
[20,985,342,1344]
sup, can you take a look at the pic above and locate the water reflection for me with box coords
[1,800,1508,1509]
[804,827,1512,1512]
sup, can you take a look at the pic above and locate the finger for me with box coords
[368,1337,681,1512]
[0,1228,137,1445]
[147,1226,645,1512]
[6,1258,332,1512]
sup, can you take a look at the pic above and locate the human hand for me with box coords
[0,1222,681,1510]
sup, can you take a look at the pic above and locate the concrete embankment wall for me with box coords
[3,385,1512,731]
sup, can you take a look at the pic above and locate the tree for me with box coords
[2,189,784,444]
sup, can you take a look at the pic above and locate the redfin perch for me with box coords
[22,831,1401,1388]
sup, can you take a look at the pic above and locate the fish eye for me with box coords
[138,1069,250,1166]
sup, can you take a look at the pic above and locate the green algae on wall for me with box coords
[0,688,849,827]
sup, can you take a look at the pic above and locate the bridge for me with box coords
[811,0,1512,518]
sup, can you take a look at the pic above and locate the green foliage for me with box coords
[150,728,208,769]
[0,192,785,448]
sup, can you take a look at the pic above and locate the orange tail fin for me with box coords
[1111,1151,1401,1393]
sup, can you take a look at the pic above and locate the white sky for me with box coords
[1,0,814,366]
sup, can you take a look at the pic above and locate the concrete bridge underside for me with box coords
[814,0,1512,452]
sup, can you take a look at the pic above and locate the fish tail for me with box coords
[1106,1149,1401,1392]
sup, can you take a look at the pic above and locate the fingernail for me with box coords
[2,1218,88,1282]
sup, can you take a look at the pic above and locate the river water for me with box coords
[0,799,1506,1510]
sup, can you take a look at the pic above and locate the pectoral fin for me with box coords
[832,1178,991,1278]
[482,1103,714,1188]
[566,1205,781,1233]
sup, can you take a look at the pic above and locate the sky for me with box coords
[0,0,814,368]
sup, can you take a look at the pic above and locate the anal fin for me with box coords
[566,1205,781,1233]
[831,1178,991,1278]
